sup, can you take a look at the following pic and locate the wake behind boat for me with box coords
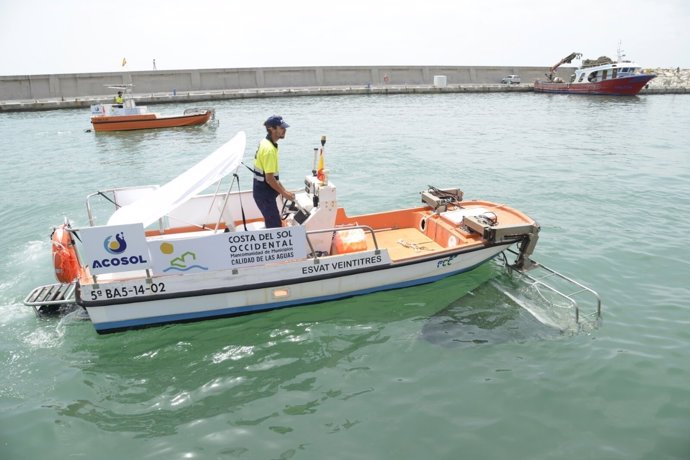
[90,85,215,132]
[24,132,599,334]
[534,49,656,96]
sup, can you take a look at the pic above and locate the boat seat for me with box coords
[235,221,265,232]
[440,207,489,226]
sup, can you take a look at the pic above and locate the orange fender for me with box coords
[52,224,80,284]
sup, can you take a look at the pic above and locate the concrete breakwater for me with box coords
[0,84,535,112]
[1,65,687,112]
[645,68,690,90]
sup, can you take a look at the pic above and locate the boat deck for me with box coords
[368,227,446,262]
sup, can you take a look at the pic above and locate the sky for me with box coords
[1,0,688,76]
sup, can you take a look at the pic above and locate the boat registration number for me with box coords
[89,282,166,300]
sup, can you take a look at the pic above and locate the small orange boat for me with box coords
[90,85,215,132]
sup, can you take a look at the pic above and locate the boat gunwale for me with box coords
[86,248,511,333]
[90,111,212,124]
[76,240,517,308]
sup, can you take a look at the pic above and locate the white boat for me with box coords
[24,132,599,334]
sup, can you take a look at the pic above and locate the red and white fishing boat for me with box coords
[534,49,656,95]
[90,85,215,132]
[24,132,600,334]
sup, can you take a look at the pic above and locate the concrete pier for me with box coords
[1,65,687,112]
[0,83,536,112]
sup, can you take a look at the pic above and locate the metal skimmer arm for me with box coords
[502,248,602,324]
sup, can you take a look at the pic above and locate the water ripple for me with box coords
[2,94,690,459]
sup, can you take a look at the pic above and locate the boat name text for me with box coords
[301,254,383,275]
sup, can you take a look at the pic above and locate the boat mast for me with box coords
[617,40,626,63]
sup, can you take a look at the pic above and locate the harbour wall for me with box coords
[1,65,552,100]
[1,65,686,112]
[0,65,556,111]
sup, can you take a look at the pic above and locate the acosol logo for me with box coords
[92,231,147,270]
[103,232,127,254]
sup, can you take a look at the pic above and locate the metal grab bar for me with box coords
[302,225,380,262]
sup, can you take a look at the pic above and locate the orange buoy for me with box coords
[52,224,80,284]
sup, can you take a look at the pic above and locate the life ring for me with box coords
[52,224,80,284]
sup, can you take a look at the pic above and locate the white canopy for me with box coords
[107,131,246,227]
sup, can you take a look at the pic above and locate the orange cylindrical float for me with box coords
[52,224,80,284]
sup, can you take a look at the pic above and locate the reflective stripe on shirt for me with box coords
[253,138,279,182]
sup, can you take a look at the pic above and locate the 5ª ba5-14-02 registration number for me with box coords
[89,282,166,300]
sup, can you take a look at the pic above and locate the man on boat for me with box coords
[252,115,296,228]
[114,91,124,106]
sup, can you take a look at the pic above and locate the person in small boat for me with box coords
[252,115,296,228]
[114,91,124,106]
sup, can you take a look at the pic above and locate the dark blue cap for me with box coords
[264,115,289,128]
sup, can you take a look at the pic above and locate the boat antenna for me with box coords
[617,40,626,62]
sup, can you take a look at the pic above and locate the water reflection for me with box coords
[52,267,495,437]
[54,300,393,437]
[421,274,567,347]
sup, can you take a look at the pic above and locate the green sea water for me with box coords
[1,93,689,459]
